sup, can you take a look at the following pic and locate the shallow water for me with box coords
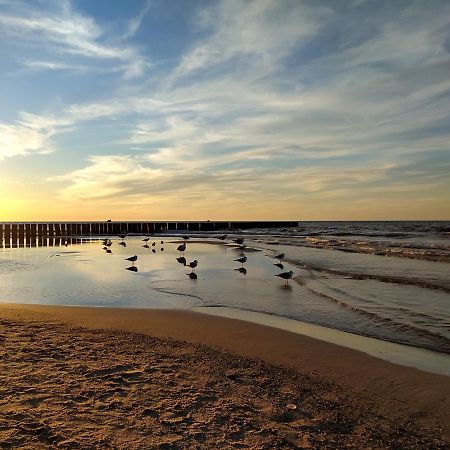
[0,235,449,358]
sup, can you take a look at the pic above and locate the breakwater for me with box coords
[0,221,298,248]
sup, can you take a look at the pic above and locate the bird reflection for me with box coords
[143,244,149,249]
[235,267,247,275]
[126,266,138,272]
[119,241,127,247]
[218,235,227,240]
[188,272,197,280]
[152,249,156,253]
[161,247,164,251]
[106,249,112,254]
[274,262,284,270]
[177,256,187,266]
[182,236,190,240]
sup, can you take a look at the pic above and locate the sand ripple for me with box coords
[0,319,446,449]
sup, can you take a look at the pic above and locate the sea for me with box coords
[1,221,449,360]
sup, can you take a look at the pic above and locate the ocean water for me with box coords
[0,221,449,358]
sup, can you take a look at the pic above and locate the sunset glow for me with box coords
[0,0,449,220]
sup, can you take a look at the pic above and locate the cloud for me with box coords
[123,0,152,39]
[0,0,149,77]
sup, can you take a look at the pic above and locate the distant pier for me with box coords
[0,221,298,248]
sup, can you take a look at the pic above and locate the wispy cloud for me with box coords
[0,0,149,77]
[123,0,152,39]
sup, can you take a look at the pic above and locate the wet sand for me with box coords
[1,303,449,449]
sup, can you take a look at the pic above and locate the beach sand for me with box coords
[0,304,449,449]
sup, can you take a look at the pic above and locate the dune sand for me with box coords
[0,303,449,449]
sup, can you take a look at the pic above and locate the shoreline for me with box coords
[195,306,450,376]
[1,302,449,444]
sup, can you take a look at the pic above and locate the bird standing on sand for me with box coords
[177,242,186,253]
[119,241,127,247]
[152,242,156,247]
[188,260,198,270]
[182,236,190,240]
[234,256,247,265]
[276,270,293,285]
[142,237,150,243]
[125,255,138,265]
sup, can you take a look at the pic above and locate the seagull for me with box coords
[161,247,164,251]
[188,272,197,279]
[125,255,138,264]
[275,253,285,260]
[234,256,247,265]
[235,267,247,275]
[274,262,284,270]
[177,256,187,266]
[126,266,138,272]
[152,242,156,247]
[152,249,156,253]
[276,270,294,285]
[188,260,198,270]
[160,241,164,245]
[142,237,150,243]
[177,243,186,252]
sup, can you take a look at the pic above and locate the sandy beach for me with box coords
[0,303,449,449]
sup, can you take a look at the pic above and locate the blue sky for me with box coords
[0,0,449,220]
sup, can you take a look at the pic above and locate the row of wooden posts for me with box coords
[0,221,299,237]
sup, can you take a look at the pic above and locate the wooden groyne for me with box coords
[0,221,298,248]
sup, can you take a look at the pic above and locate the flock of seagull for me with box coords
[101,234,294,285]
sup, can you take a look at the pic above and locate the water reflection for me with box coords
[1,236,449,355]
[0,235,87,248]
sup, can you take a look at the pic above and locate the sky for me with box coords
[0,0,449,221]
